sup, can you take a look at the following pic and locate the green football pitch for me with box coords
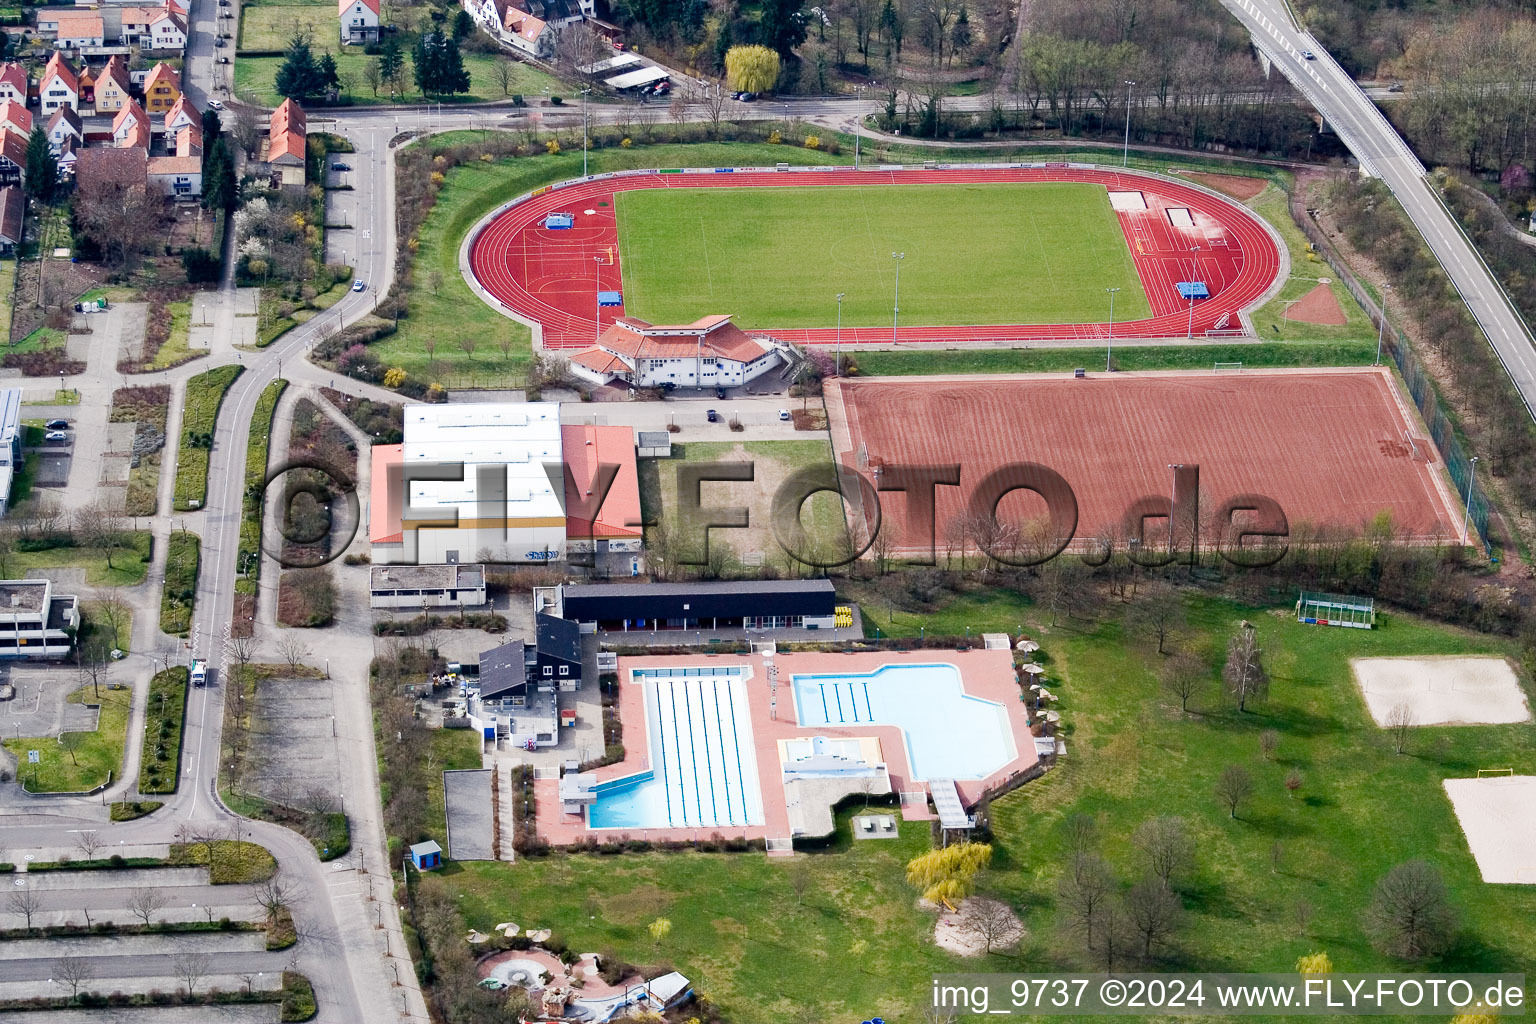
[613,182,1152,328]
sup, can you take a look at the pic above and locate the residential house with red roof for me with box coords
[0,101,31,142]
[147,124,201,196]
[0,186,22,255]
[112,99,150,149]
[75,145,147,195]
[0,130,27,186]
[0,64,27,106]
[39,54,79,113]
[143,6,188,52]
[46,107,83,154]
[163,95,199,140]
[142,62,179,113]
[93,56,132,113]
[339,0,379,44]
[567,315,783,389]
[266,98,307,188]
[53,11,106,49]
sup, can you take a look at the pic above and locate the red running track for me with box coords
[466,168,1283,350]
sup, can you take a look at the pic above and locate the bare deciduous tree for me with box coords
[1366,860,1455,960]
[1134,816,1193,891]
[457,335,477,361]
[276,637,311,675]
[7,887,42,930]
[1160,652,1206,712]
[54,954,94,998]
[1124,877,1182,958]
[128,887,167,926]
[1123,583,1186,654]
[171,950,211,995]
[1058,852,1114,950]
[1214,764,1253,819]
[250,873,306,926]
[1259,729,1280,760]
[1386,701,1416,755]
[73,829,104,861]
[961,895,1023,954]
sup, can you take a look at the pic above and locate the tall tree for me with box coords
[275,34,324,100]
[759,0,809,56]
[23,128,56,205]
[1222,622,1268,711]
[413,30,470,99]
[725,44,781,93]
[317,51,341,93]
[202,137,237,211]
[1366,860,1455,960]
[379,36,405,95]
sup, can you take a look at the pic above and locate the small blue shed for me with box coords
[408,840,443,871]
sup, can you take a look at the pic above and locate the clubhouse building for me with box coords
[567,314,784,390]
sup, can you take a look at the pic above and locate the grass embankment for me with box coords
[137,667,188,795]
[616,182,1151,328]
[3,687,130,793]
[1246,184,1377,342]
[851,340,1378,376]
[159,531,200,635]
[444,591,1536,1022]
[238,378,287,596]
[371,142,849,388]
[173,364,244,511]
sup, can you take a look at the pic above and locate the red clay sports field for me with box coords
[465,166,1284,349]
[825,368,1464,547]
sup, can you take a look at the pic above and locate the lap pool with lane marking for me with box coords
[790,663,1017,780]
[587,666,766,830]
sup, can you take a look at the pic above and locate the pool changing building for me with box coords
[534,579,838,633]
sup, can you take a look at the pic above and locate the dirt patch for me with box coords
[931,897,1024,956]
[1179,171,1268,201]
[1284,282,1347,325]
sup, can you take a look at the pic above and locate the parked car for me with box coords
[209,99,224,110]
[332,162,352,172]
[714,386,726,399]
[352,280,366,292]
[45,419,68,429]
[44,430,69,442]
[217,56,230,64]
[214,36,224,46]
[778,409,791,421]
[706,409,718,422]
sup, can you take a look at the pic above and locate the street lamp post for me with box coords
[1185,247,1202,339]
[835,292,845,371]
[1374,284,1391,365]
[1462,456,1479,546]
[1122,80,1136,166]
[891,252,904,344]
[854,83,874,169]
[1105,286,1120,372]
[1168,463,1183,553]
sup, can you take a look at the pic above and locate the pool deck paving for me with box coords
[532,648,1036,847]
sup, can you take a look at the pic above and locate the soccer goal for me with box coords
[1213,361,1243,374]
[1477,768,1516,779]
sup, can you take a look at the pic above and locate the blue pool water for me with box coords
[790,663,1015,780]
[587,666,765,830]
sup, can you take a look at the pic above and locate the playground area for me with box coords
[826,367,1463,553]
[536,648,1037,846]
[465,166,1283,348]
[1442,775,1536,883]
[1351,656,1533,726]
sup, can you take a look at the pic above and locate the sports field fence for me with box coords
[1291,199,1493,557]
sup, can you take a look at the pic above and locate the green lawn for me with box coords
[5,687,130,793]
[239,2,336,50]
[617,183,1152,329]
[173,364,244,511]
[142,300,198,371]
[160,531,200,635]
[235,50,564,107]
[439,590,1536,1022]
[1247,185,1375,342]
[425,727,484,848]
[137,667,189,795]
[850,340,1378,377]
[7,533,152,586]
[369,141,848,389]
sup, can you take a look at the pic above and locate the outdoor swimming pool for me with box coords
[790,663,1016,780]
[587,666,766,830]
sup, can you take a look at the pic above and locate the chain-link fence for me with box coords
[1291,200,1492,553]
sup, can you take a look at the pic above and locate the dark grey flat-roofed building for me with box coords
[545,579,837,632]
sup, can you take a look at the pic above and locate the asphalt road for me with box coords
[1220,0,1536,420]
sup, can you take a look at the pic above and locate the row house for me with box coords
[40,54,79,113]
